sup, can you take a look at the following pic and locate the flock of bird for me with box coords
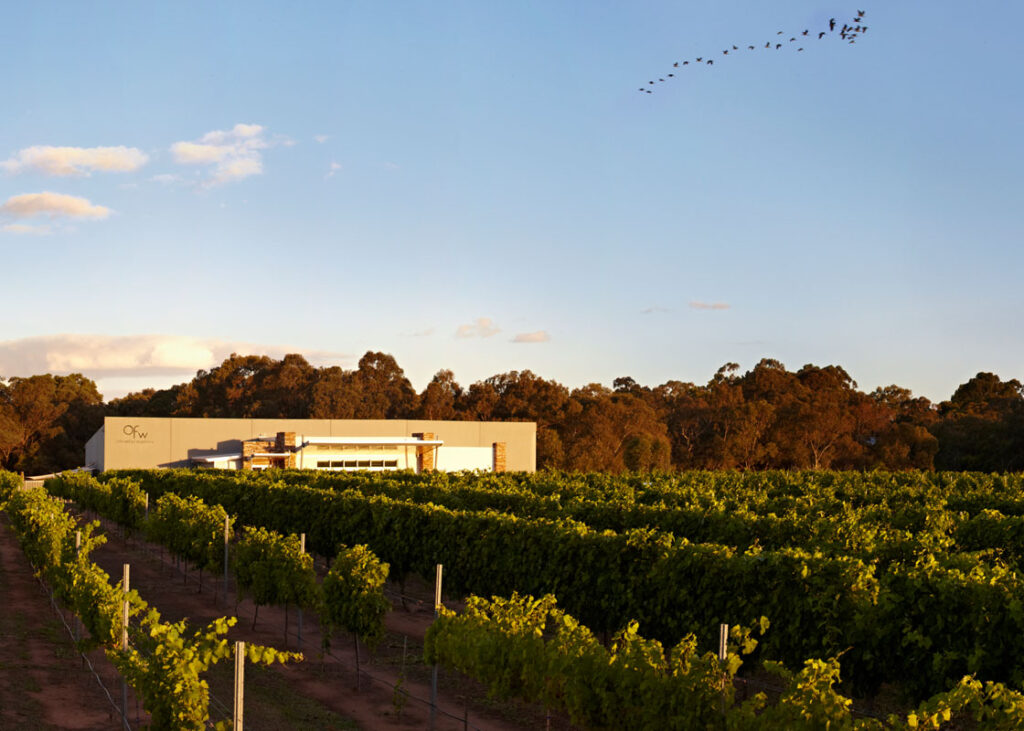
[639,10,868,93]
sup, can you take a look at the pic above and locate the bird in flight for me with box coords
[638,9,868,94]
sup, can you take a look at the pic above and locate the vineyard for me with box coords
[6,467,1024,729]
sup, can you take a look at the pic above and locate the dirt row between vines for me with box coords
[0,518,128,730]
[82,510,576,731]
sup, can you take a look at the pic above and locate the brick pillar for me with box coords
[241,441,255,470]
[493,442,507,472]
[413,433,436,472]
[242,440,272,470]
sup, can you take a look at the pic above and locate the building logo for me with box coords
[123,425,148,439]
[117,424,153,445]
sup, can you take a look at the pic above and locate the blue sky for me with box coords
[1,2,1021,401]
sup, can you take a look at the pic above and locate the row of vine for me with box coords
[0,471,299,730]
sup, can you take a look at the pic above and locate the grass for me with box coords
[205,660,360,730]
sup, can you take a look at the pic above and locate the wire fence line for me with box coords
[83,510,500,730]
[0,505,138,731]
[39,578,135,730]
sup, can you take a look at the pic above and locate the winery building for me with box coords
[85,417,535,473]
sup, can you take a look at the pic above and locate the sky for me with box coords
[1,2,1021,402]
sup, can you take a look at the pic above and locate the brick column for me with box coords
[493,442,507,472]
[242,440,273,470]
[413,433,436,472]
[275,431,297,451]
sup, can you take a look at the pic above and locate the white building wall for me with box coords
[434,446,494,472]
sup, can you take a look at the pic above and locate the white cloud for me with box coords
[2,223,52,235]
[383,161,400,170]
[0,192,110,220]
[403,327,435,337]
[170,123,276,186]
[641,306,670,314]
[0,334,351,380]
[1,145,148,176]
[689,301,731,311]
[512,331,550,343]
[326,161,342,179]
[456,318,500,339]
[149,173,182,184]
[313,134,330,144]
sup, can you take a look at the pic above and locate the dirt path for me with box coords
[84,515,575,731]
[0,520,126,730]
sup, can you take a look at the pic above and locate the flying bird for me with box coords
[639,11,874,97]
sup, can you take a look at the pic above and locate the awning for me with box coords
[193,453,242,463]
[301,436,444,446]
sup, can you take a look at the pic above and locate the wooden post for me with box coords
[73,531,82,642]
[122,564,130,731]
[233,641,245,731]
[434,563,443,612]
[223,515,230,595]
[354,635,361,692]
[718,623,729,716]
[431,563,443,730]
[297,533,305,650]
[144,491,149,518]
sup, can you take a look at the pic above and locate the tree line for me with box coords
[2,351,1022,474]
